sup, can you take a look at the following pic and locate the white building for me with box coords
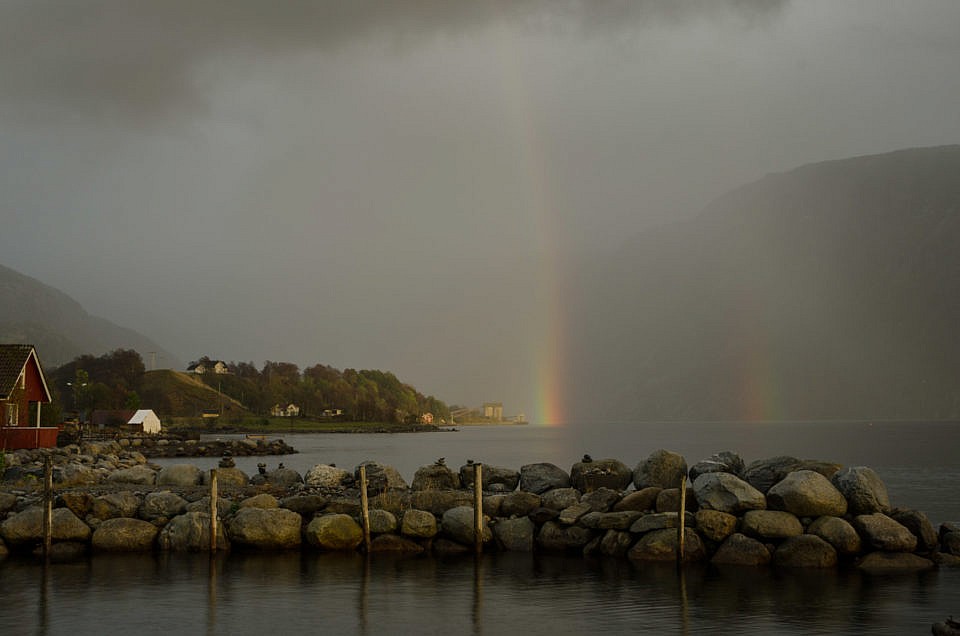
[127,409,162,434]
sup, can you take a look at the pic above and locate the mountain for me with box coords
[0,263,181,369]
[566,145,960,422]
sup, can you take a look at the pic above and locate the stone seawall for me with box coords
[1,443,958,570]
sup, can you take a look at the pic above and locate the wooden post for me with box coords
[209,469,218,553]
[42,456,53,560]
[359,465,372,553]
[473,463,483,554]
[677,477,687,566]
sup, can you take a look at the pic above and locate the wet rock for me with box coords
[442,506,491,546]
[806,516,862,555]
[499,491,541,517]
[693,473,766,514]
[158,512,229,551]
[741,510,803,540]
[599,529,635,558]
[305,514,363,551]
[369,534,424,553]
[695,510,738,543]
[494,516,535,551]
[831,467,891,515]
[157,464,203,487]
[689,451,745,481]
[519,463,571,494]
[767,470,847,517]
[853,513,917,552]
[773,535,837,568]
[228,507,302,550]
[412,463,461,491]
[633,449,687,490]
[711,533,771,566]
[541,488,582,511]
[537,520,594,552]
[613,487,662,513]
[304,464,351,489]
[570,458,632,493]
[92,518,159,551]
[857,551,934,572]
[139,491,188,521]
[400,509,438,539]
[107,465,157,485]
[628,528,705,563]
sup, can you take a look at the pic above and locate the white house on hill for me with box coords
[128,409,162,434]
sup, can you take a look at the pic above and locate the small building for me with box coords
[0,344,56,449]
[91,409,162,434]
[420,412,434,425]
[188,361,229,374]
[482,402,503,422]
[187,363,207,374]
[271,403,300,417]
[127,409,162,434]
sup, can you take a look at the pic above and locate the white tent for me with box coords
[127,409,162,434]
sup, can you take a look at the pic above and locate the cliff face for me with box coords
[0,263,179,369]
[566,145,960,421]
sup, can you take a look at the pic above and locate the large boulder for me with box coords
[201,467,249,487]
[239,494,279,509]
[569,458,632,493]
[581,487,622,513]
[831,467,891,515]
[773,535,837,567]
[158,512,229,551]
[280,495,329,518]
[356,461,407,491]
[367,509,397,534]
[695,510,738,543]
[711,533,771,566]
[627,528,706,563]
[689,451,745,481]
[942,531,960,556]
[558,503,592,525]
[460,464,520,492]
[807,516,862,555]
[767,470,847,517]
[304,464,352,489]
[693,473,766,514]
[409,490,473,516]
[227,508,302,549]
[400,509,438,539]
[499,492,542,517]
[541,488,581,511]
[742,456,803,493]
[493,517,535,551]
[0,492,18,514]
[613,488,662,513]
[0,507,91,546]
[157,464,203,487]
[441,506,491,546]
[412,463,461,491]
[633,449,687,490]
[57,463,100,486]
[91,492,141,520]
[741,510,803,540]
[370,490,414,515]
[263,467,303,487]
[599,530,635,557]
[536,520,594,552]
[92,518,159,551]
[852,513,917,552]
[629,512,692,534]
[519,463,571,494]
[857,551,935,572]
[304,514,363,551]
[890,509,938,552]
[59,492,94,519]
[107,465,157,485]
[139,491,188,521]
[185,496,233,518]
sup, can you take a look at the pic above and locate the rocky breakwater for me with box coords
[0,448,958,572]
[115,433,297,458]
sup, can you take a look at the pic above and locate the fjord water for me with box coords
[2,421,958,635]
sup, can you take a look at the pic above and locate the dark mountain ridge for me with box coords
[567,145,960,421]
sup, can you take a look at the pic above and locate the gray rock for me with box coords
[304,514,363,550]
[157,464,203,487]
[767,470,847,517]
[743,456,803,493]
[629,512,693,535]
[201,467,249,487]
[139,491,188,521]
[656,488,683,513]
[412,464,461,491]
[558,503,592,525]
[442,506,491,546]
[537,520,594,551]
[459,464,520,492]
[627,528,706,563]
[409,490,472,516]
[741,510,803,540]
[279,495,329,517]
[519,463,571,494]
[633,449,687,490]
[693,473,766,514]
[773,535,838,567]
[304,464,352,489]
[613,487,662,512]
[711,533,771,566]
[599,529,635,557]
[369,534,424,553]
[0,492,18,514]
[499,491,542,517]
[890,509,938,552]
[695,510,738,543]
[493,516,535,551]
[831,467,891,515]
[367,509,397,534]
[58,463,100,486]
[1,506,92,545]
[857,551,934,572]
[580,511,643,531]
[853,513,917,552]
[401,509,438,539]
[185,496,233,518]
[570,458,632,493]
[92,518,159,551]
[807,516,862,555]
[689,451,745,481]
[370,490,414,515]
[943,531,960,556]
[108,465,157,485]
[91,492,141,520]
[59,492,94,519]
[356,461,407,491]
[227,507,303,549]
[541,488,582,511]
[580,487,621,513]
[528,507,560,525]
[239,494,279,509]
[158,512,229,551]
[263,467,303,487]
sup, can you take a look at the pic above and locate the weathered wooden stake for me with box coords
[209,469,218,553]
[359,465,372,553]
[677,477,687,566]
[42,455,53,560]
[473,463,483,554]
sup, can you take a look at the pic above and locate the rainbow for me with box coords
[492,23,565,427]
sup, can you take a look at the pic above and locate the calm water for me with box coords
[2,421,958,635]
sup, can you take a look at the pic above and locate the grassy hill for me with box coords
[139,369,249,420]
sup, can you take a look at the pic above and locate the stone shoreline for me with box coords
[1,443,958,570]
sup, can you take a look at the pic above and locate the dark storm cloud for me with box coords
[0,0,786,122]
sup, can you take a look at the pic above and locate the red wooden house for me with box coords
[0,344,56,450]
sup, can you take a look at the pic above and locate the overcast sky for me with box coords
[2,1,959,421]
